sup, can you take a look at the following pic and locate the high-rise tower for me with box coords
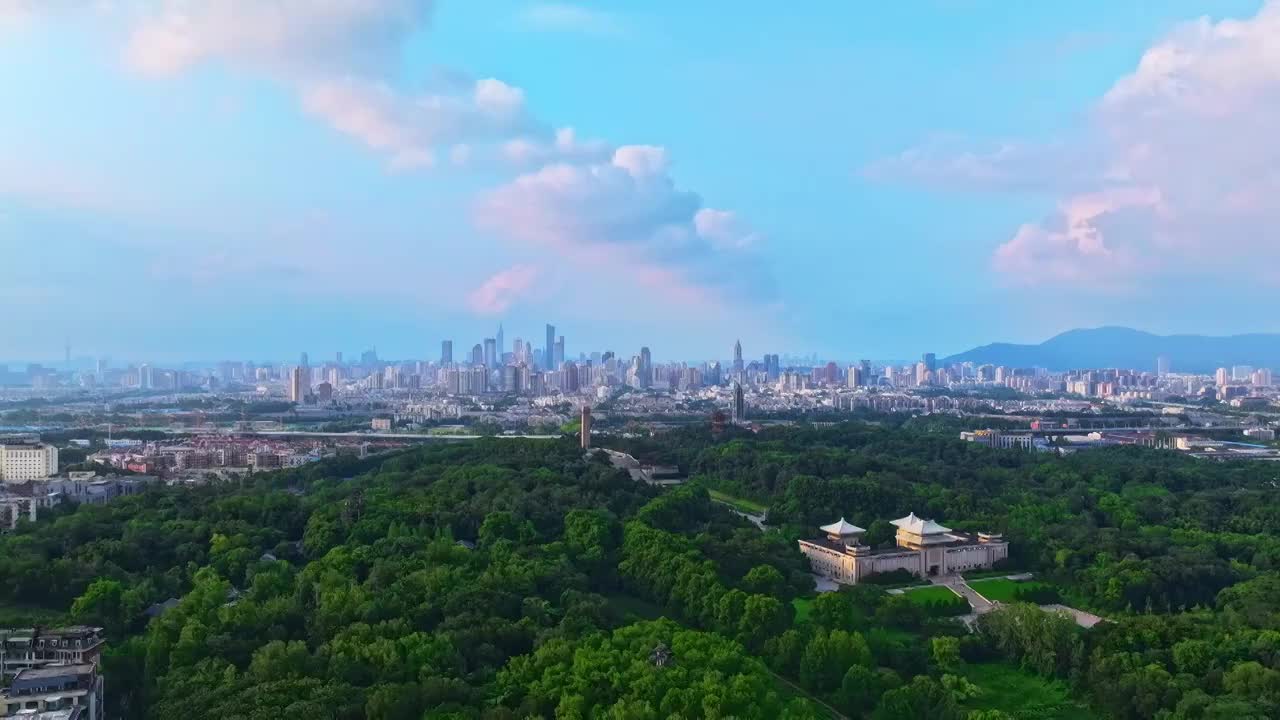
[496,323,505,359]
[733,340,743,374]
[580,406,593,450]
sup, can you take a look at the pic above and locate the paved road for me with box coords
[714,501,767,530]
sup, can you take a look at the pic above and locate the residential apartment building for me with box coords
[0,663,102,719]
[0,442,58,484]
[0,626,105,717]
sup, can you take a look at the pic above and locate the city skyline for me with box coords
[4,1,1280,360]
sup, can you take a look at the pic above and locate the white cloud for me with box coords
[124,0,434,77]
[477,146,771,303]
[468,264,540,314]
[502,127,611,167]
[14,0,777,317]
[299,76,533,169]
[863,137,1107,193]
[694,208,761,250]
[871,0,1280,290]
[122,0,549,173]
[517,3,621,35]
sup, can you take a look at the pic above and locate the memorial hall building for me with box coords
[799,513,1008,584]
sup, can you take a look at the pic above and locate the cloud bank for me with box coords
[111,0,774,315]
[871,0,1280,292]
[477,146,772,303]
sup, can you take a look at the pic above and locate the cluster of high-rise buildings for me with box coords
[6,333,1280,420]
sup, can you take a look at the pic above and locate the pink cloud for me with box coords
[299,76,531,170]
[871,0,1280,291]
[467,264,540,314]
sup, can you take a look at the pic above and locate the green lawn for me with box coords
[970,578,1050,603]
[707,489,767,515]
[902,585,962,605]
[962,663,1096,719]
[792,598,813,623]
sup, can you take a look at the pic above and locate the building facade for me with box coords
[0,443,58,484]
[0,626,105,719]
[799,513,1008,584]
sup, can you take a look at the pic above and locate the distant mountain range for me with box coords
[942,327,1280,373]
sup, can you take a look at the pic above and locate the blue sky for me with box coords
[1,0,1277,363]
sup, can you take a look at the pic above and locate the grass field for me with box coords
[970,578,1051,603]
[792,598,813,623]
[963,663,1096,719]
[902,585,962,605]
[707,489,768,515]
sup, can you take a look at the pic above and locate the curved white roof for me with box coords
[891,512,951,535]
[820,518,866,536]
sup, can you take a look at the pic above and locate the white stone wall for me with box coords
[865,551,922,579]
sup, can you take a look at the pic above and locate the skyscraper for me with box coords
[731,382,746,423]
[554,336,565,367]
[496,323,505,359]
[922,353,937,372]
[733,340,743,374]
[289,366,306,403]
[545,324,556,370]
[639,346,652,388]
[483,338,497,368]
[1156,355,1170,377]
[848,365,863,387]
[1215,367,1230,386]
[471,344,484,366]
[580,406,593,450]
[441,340,453,366]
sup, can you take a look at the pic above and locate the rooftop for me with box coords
[12,664,96,681]
[819,518,865,536]
[891,512,952,536]
[803,532,990,555]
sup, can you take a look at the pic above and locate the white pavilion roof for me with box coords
[891,512,951,535]
[819,518,865,536]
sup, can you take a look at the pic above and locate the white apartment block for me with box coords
[0,445,58,484]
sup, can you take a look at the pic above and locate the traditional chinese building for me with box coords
[799,513,1008,584]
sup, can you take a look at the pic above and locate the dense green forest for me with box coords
[2,421,1279,718]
